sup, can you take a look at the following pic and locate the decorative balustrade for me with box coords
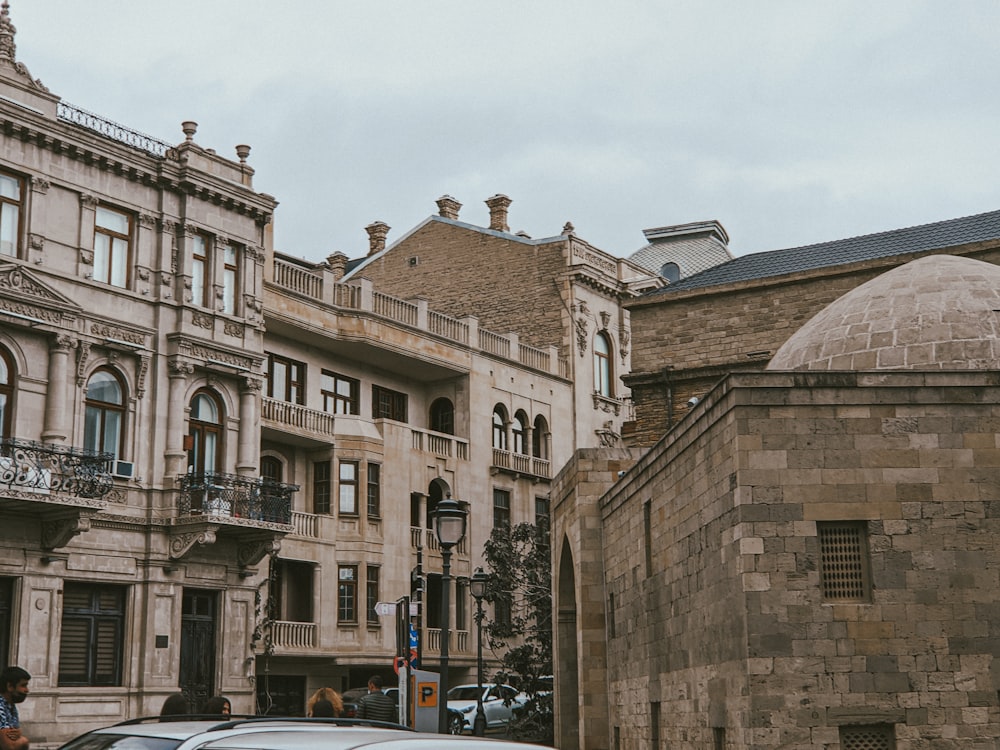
[290,511,319,538]
[57,101,171,158]
[270,259,564,375]
[0,437,114,500]
[177,471,297,524]
[425,628,470,655]
[262,397,337,437]
[411,526,468,556]
[271,621,317,650]
[492,448,550,479]
[411,428,470,460]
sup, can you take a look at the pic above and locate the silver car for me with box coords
[57,717,544,750]
[445,683,524,734]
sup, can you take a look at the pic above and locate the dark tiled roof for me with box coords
[650,208,1000,296]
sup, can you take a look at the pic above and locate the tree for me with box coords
[482,519,553,744]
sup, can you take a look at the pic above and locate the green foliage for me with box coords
[481,520,553,744]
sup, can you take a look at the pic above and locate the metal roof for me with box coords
[649,208,1000,296]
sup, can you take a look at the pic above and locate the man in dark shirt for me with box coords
[0,666,30,750]
[356,675,397,723]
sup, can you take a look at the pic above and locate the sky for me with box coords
[12,1,1000,263]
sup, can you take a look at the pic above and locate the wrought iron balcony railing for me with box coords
[0,437,114,500]
[177,471,296,525]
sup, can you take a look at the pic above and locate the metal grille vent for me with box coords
[840,724,894,750]
[818,522,870,601]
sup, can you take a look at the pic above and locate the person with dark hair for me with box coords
[356,675,396,723]
[201,696,231,716]
[0,666,30,750]
[310,699,336,717]
[160,693,189,717]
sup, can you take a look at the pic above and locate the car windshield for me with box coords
[58,734,182,750]
[446,686,481,700]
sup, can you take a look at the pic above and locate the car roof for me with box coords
[198,728,547,750]
[87,720,235,740]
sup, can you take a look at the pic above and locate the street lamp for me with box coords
[434,493,467,734]
[470,567,490,736]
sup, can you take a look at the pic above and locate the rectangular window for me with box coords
[321,370,360,415]
[840,724,895,750]
[0,171,23,257]
[366,565,380,625]
[313,461,331,514]
[372,385,407,422]
[535,496,550,527]
[818,521,872,602]
[0,577,12,673]
[222,243,239,314]
[367,463,381,518]
[267,353,305,404]
[455,578,467,631]
[58,582,125,686]
[94,206,131,287]
[339,460,358,515]
[338,565,358,623]
[493,488,511,529]
[191,233,208,307]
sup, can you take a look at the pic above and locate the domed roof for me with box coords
[767,254,1000,371]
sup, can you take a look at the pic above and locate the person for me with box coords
[310,699,336,717]
[201,696,231,716]
[0,666,30,750]
[356,675,396,723]
[306,687,343,718]
[160,693,189,717]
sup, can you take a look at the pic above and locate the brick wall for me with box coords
[355,219,571,353]
[624,246,1000,447]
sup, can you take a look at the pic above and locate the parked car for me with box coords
[56,716,544,750]
[339,687,370,718]
[445,683,524,734]
[383,686,464,734]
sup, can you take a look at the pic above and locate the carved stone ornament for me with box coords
[600,310,611,329]
[224,320,244,338]
[29,234,43,251]
[138,213,157,229]
[242,376,263,394]
[79,193,99,208]
[192,311,213,329]
[619,327,631,363]
[29,177,49,194]
[595,421,621,448]
[592,392,622,415]
[575,316,588,357]
[75,341,91,386]
[136,353,150,398]
[79,248,94,265]
[237,536,282,568]
[169,359,195,377]
[169,528,218,559]
[41,514,93,550]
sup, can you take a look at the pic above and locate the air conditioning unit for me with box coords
[113,461,135,478]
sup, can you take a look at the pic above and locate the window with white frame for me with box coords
[594,332,613,397]
[0,170,23,257]
[190,233,209,307]
[94,206,131,287]
[339,460,359,515]
[222,242,239,314]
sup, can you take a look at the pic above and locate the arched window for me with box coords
[532,415,549,459]
[594,332,613,397]
[430,398,455,435]
[659,262,680,283]
[188,390,223,476]
[262,456,283,483]
[512,411,529,455]
[84,368,125,458]
[492,406,508,451]
[0,346,12,440]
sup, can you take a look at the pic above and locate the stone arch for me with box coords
[556,534,580,749]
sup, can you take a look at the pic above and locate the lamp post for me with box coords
[433,493,467,734]
[470,567,489,736]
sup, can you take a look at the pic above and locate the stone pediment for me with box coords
[0,264,83,323]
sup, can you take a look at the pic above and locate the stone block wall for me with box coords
[600,371,1000,750]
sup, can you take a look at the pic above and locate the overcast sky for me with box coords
[13,1,1000,263]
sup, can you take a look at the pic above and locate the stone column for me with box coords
[42,334,75,444]
[237,376,261,476]
[165,359,194,477]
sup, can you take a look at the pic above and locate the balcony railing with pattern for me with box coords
[262,397,337,438]
[491,448,550,479]
[0,437,114,504]
[426,627,470,655]
[177,471,297,525]
[411,427,470,460]
[271,620,317,651]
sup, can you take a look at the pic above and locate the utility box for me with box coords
[409,668,441,733]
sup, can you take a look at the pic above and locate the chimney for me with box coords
[365,221,390,256]
[436,195,462,220]
[326,251,349,280]
[485,194,512,233]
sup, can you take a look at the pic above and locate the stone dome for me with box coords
[767,254,1000,371]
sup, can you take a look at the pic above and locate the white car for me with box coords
[445,683,524,734]
[57,717,544,750]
